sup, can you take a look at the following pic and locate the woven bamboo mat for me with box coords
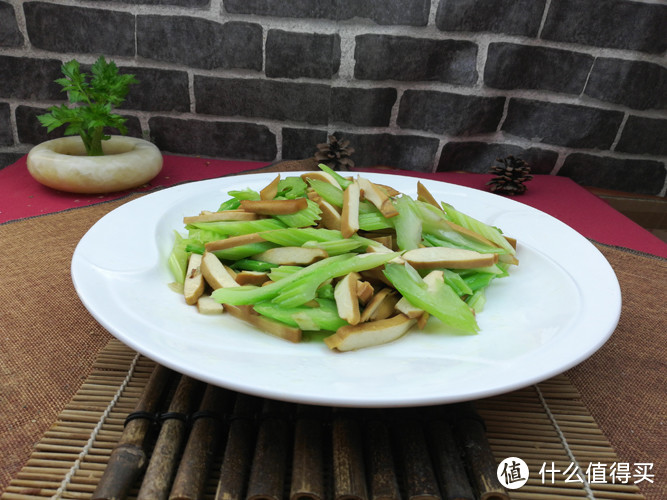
[1,339,645,500]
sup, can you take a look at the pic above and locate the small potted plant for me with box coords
[27,56,162,194]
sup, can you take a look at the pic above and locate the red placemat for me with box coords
[0,155,270,224]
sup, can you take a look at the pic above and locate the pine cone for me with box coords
[314,135,355,171]
[486,156,533,195]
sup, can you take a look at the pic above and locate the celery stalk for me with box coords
[167,231,189,284]
[383,263,478,333]
[253,298,347,331]
[392,196,422,250]
[441,202,515,255]
[317,163,353,189]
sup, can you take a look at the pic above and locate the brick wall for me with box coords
[0,0,665,195]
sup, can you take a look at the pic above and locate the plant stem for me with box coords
[82,127,105,156]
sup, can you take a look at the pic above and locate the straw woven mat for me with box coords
[1,195,665,499]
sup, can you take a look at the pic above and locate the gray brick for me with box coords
[541,0,667,54]
[149,116,277,160]
[484,43,593,95]
[436,0,545,37]
[266,30,340,79]
[224,0,430,25]
[333,131,439,171]
[558,153,666,195]
[397,91,505,136]
[195,77,331,125]
[120,67,190,112]
[24,2,134,56]
[224,0,334,18]
[17,105,143,146]
[336,0,430,26]
[502,99,624,149]
[0,102,12,147]
[137,16,262,71]
[584,58,666,111]
[90,0,208,5]
[437,142,558,174]
[332,87,397,127]
[616,117,667,157]
[354,35,477,85]
[0,56,62,100]
[282,128,329,160]
[0,2,23,47]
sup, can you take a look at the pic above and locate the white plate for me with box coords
[71,172,621,407]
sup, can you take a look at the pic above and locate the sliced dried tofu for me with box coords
[235,270,270,286]
[253,246,328,266]
[357,176,399,218]
[416,181,441,210]
[341,181,360,238]
[360,288,398,322]
[324,314,416,351]
[184,253,205,305]
[197,295,224,315]
[200,252,240,290]
[205,233,266,252]
[260,174,280,200]
[183,210,258,223]
[225,304,302,343]
[402,247,498,269]
[301,171,341,188]
[334,273,361,325]
[240,198,308,215]
[356,280,374,304]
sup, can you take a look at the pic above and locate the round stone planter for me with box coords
[27,135,163,194]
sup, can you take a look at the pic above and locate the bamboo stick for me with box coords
[245,399,292,500]
[392,411,440,500]
[363,412,400,500]
[450,403,509,500]
[92,364,174,500]
[169,384,231,500]
[331,408,367,500]
[426,418,475,500]
[214,393,263,500]
[137,375,204,500]
[290,405,328,500]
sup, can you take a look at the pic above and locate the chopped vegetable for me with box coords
[168,166,520,350]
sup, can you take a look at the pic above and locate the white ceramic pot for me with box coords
[27,135,163,194]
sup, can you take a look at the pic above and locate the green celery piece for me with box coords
[466,289,487,313]
[228,188,260,200]
[462,272,497,292]
[358,209,395,231]
[302,239,363,255]
[418,202,506,254]
[187,228,220,244]
[231,259,278,272]
[307,178,343,207]
[261,227,342,246]
[316,282,335,299]
[318,163,353,189]
[383,263,478,334]
[272,251,400,308]
[213,241,277,261]
[188,219,286,237]
[277,177,308,199]
[441,202,515,255]
[212,254,356,305]
[185,241,205,254]
[392,196,422,250]
[442,269,473,296]
[253,298,347,331]
[268,265,303,281]
[168,231,189,284]
[218,198,241,211]
[273,199,321,227]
